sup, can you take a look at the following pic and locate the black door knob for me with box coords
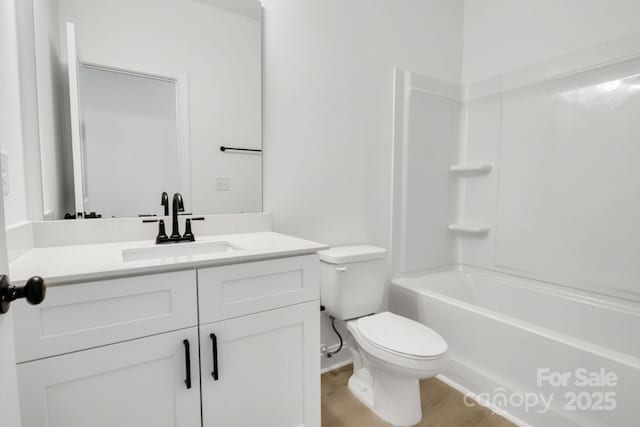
[0,275,47,314]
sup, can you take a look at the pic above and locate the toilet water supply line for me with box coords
[326,316,344,358]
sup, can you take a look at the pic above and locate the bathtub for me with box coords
[389,267,640,427]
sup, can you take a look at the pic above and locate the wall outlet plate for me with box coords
[1,151,9,196]
[215,177,230,191]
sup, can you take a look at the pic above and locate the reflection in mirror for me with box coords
[32,0,262,219]
[80,65,182,218]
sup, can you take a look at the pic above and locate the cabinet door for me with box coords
[201,301,320,427]
[17,328,201,427]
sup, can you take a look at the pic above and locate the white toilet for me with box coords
[318,245,449,427]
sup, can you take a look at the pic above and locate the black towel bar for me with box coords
[220,146,262,153]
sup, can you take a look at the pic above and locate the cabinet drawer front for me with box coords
[13,270,197,362]
[198,255,320,323]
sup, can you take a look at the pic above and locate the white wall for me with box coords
[262,0,464,247]
[15,0,45,222]
[261,0,464,368]
[33,0,71,219]
[51,0,262,216]
[462,0,640,83]
[459,0,640,301]
[0,0,29,228]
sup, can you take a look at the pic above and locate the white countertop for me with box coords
[9,232,328,286]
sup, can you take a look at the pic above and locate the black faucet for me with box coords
[161,192,169,216]
[143,193,205,244]
[171,193,185,239]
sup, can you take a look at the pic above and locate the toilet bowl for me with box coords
[346,312,448,427]
[318,245,449,427]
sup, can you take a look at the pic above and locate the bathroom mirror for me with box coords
[33,0,262,219]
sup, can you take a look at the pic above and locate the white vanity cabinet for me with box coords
[13,254,321,427]
[196,255,320,427]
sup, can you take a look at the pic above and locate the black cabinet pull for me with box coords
[183,339,192,389]
[210,333,219,381]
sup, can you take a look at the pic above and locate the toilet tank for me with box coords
[318,245,387,320]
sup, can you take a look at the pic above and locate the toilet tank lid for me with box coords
[318,245,387,264]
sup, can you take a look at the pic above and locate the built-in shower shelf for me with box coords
[448,224,490,234]
[450,164,493,174]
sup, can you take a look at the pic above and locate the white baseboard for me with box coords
[320,357,353,374]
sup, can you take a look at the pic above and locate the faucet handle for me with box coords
[183,219,194,241]
[143,219,169,243]
[182,217,205,242]
[156,220,169,242]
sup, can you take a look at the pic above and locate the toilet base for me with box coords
[348,367,422,427]
[347,331,424,427]
[347,370,374,409]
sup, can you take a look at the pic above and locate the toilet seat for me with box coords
[355,312,447,361]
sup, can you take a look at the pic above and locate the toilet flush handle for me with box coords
[335,266,347,272]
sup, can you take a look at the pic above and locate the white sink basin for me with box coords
[122,241,242,262]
